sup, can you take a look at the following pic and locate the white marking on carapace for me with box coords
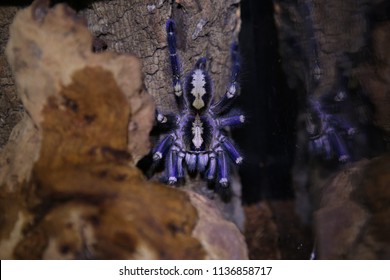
[191,70,206,109]
[191,115,204,149]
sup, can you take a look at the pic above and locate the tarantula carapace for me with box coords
[151,19,244,188]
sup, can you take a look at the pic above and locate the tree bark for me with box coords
[0,6,23,148]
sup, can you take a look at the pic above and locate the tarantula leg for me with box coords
[206,153,217,180]
[220,137,243,165]
[155,110,177,129]
[309,135,330,158]
[197,153,209,173]
[177,151,185,179]
[217,114,245,127]
[217,151,229,187]
[166,19,184,108]
[211,42,240,114]
[185,153,197,172]
[166,149,178,184]
[327,129,350,162]
[153,134,174,161]
[334,116,357,136]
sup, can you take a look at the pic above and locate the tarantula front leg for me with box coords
[155,110,178,130]
[152,134,175,161]
[211,42,240,114]
[166,19,184,109]
[166,149,179,184]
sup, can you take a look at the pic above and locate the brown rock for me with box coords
[315,155,390,259]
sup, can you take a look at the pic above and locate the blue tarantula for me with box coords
[151,19,244,187]
[304,63,373,163]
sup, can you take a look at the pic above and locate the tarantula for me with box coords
[304,63,374,163]
[151,19,244,188]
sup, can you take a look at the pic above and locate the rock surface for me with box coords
[315,155,390,259]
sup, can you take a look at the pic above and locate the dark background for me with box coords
[235,0,297,204]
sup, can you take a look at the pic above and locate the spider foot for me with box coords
[168,176,178,185]
[218,177,229,188]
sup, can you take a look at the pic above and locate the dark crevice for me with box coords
[235,0,297,204]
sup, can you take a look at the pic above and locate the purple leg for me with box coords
[220,137,243,165]
[217,114,245,127]
[327,129,350,162]
[153,134,174,161]
[185,153,197,172]
[167,150,178,184]
[166,19,184,108]
[156,110,177,127]
[217,151,229,187]
[206,153,217,180]
[197,153,209,173]
[177,151,185,179]
[335,117,357,136]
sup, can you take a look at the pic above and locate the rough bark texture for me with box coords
[0,6,23,148]
[0,1,248,260]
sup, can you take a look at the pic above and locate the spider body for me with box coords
[152,19,243,187]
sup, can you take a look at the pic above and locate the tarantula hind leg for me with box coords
[155,110,177,130]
